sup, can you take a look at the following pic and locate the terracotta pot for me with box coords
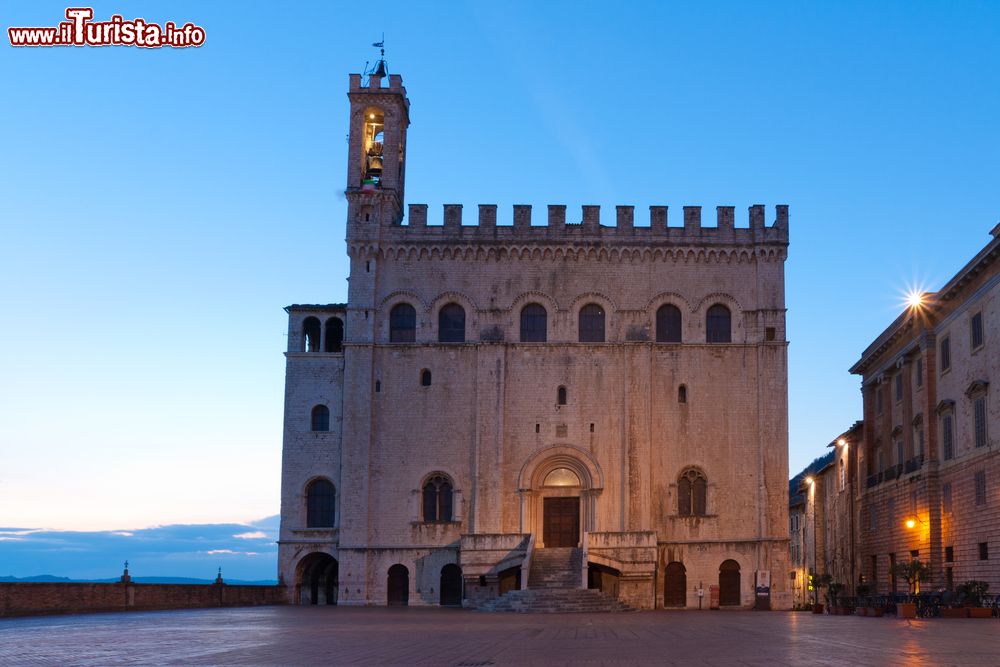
[967,607,993,618]
[812,604,824,614]
[897,602,916,619]
[941,608,967,618]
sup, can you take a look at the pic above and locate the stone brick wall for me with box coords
[852,224,1000,595]
[0,583,285,617]
[277,70,792,610]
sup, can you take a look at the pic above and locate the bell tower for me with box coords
[346,45,410,234]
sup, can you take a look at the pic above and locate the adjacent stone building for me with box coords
[792,224,1000,600]
[789,422,862,607]
[850,223,1000,596]
[277,65,792,610]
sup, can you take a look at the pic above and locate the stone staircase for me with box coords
[529,547,582,589]
[479,547,633,613]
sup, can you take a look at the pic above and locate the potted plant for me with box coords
[811,573,832,614]
[826,581,844,614]
[855,583,870,616]
[888,559,929,619]
[958,580,992,618]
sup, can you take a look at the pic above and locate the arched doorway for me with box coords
[387,564,409,606]
[719,559,741,606]
[542,467,580,548]
[664,561,686,607]
[440,564,462,606]
[296,552,338,605]
[518,446,604,547]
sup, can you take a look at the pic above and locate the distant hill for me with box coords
[0,575,278,586]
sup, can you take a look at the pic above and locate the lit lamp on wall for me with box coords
[905,516,917,530]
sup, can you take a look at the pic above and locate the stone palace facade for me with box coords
[277,67,792,610]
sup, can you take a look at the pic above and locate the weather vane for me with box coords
[363,34,388,82]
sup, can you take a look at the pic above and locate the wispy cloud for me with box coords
[0,516,279,581]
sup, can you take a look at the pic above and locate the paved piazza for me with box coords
[2,607,999,666]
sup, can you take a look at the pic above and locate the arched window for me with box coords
[656,304,682,343]
[438,303,466,343]
[324,317,344,353]
[303,317,321,352]
[677,468,707,516]
[421,369,432,387]
[520,303,547,342]
[311,405,330,432]
[557,386,567,405]
[578,304,605,343]
[678,384,687,404]
[706,304,732,343]
[422,474,454,522]
[306,479,335,528]
[389,303,416,342]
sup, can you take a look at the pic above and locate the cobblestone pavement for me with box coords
[2,607,1000,666]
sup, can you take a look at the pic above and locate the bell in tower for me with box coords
[362,110,384,189]
[345,39,410,228]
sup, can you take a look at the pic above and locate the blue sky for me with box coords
[2,2,999,577]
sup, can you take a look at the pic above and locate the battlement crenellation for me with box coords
[375,204,788,244]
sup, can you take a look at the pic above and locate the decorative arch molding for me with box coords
[411,467,463,522]
[693,292,744,315]
[517,445,604,543]
[351,243,784,265]
[378,289,429,312]
[645,291,695,314]
[302,474,337,495]
[416,467,461,490]
[506,291,561,316]
[568,291,617,316]
[912,413,924,427]
[518,444,604,492]
[428,290,479,316]
[676,464,708,480]
[891,425,904,438]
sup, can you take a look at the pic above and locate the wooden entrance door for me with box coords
[664,561,687,607]
[543,497,580,547]
[719,559,741,606]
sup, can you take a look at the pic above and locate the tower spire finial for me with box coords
[365,35,388,81]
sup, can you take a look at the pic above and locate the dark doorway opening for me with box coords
[543,497,580,547]
[440,563,463,606]
[587,562,620,598]
[387,564,409,606]
[498,566,521,596]
[719,559,741,606]
[297,553,338,605]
